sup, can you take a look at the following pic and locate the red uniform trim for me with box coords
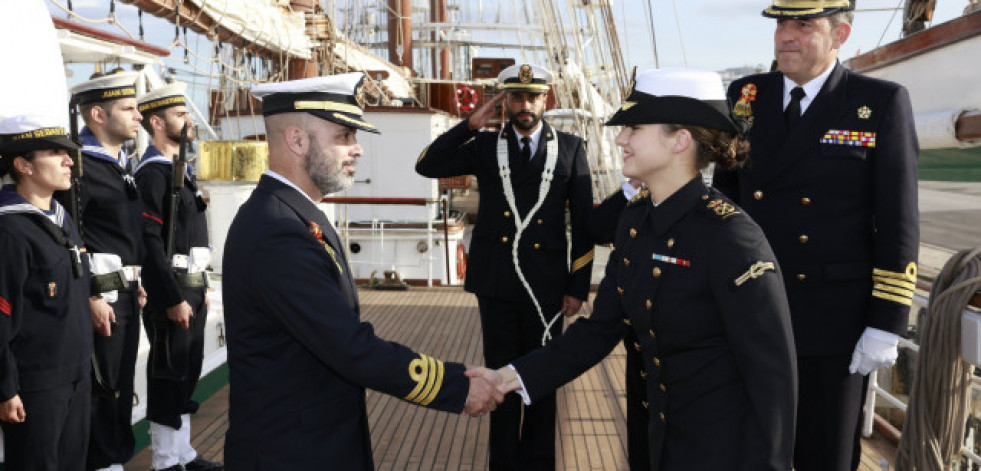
[142,212,164,225]
[0,296,11,316]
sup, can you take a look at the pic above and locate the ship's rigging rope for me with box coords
[896,247,981,471]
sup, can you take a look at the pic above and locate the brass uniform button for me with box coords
[623,257,630,267]
[652,357,661,367]
[659,383,667,393]
[533,243,541,250]
[629,228,638,238]
[640,370,648,380]
[642,401,649,410]
[701,194,709,200]
[501,236,509,243]
[753,190,764,200]
[645,299,652,310]
[633,342,641,352]
[617,287,624,296]
[652,267,662,278]
[797,274,807,282]
[623,318,632,326]
[649,329,656,338]
[504,211,511,217]
[801,197,812,206]
[658,412,666,422]
[536,219,544,225]
[798,235,809,244]
[666,238,675,248]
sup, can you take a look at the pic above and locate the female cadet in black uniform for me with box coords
[487,69,799,470]
[0,115,92,470]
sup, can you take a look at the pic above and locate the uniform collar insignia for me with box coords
[857,106,872,119]
[733,83,757,118]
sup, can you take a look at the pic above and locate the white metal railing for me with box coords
[862,289,981,466]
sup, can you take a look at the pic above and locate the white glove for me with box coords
[848,327,900,375]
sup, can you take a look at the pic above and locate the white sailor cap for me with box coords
[70,71,140,106]
[138,82,188,114]
[0,114,79,159]
[250,73,379,134]
[606,68,740,133]
[762,0,853,19]
[497,64,553,94]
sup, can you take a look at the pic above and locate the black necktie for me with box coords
[520,136,532,163]
[785,86,805,129]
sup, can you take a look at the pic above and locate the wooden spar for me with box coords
[431,0,450,80]
[387,0,413,71]
[52,16,170,57]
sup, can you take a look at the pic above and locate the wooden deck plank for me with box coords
[125,286,899,470]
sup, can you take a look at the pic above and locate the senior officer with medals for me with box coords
[416,64,594,470]
[0,115,92,470]
[483,68,798,470]
[64,71,148,471]
[221,73,502,469]
[712,2,919,470]
[135,82,222,471]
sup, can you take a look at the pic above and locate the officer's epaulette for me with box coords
[627,188,650,206]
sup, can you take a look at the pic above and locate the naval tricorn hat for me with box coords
[606,68,740,134]
[0,114,80,159]
[762,0,854,19]
[138,82,188,115]
[250,73,380,134]
[497,64,553,94]
[70,71,140,106]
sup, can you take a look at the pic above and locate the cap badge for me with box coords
[857,106,872,119]
[519,64,534,84]
[733,83,757,118]
[355,82,367,110]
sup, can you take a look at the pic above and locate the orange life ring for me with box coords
[456,86,477,112]
[456,243,467,281]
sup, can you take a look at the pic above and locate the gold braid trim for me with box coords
[405,354,445,406]
[571,248,595,273]
[873,290,913,306]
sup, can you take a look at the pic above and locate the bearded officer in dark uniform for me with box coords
[221,73,502,470]
[135,82,222,471]
[416,63,594,471]
[712,2,919,470]
[64,71,148,471]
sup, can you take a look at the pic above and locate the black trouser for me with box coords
[477,295,561,471]
[793,354,867,471]
[86,290,141,469]
[2,378,91,471]
[623,329,650,471]
[142,287,207,430]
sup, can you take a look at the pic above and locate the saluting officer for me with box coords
[135,82,222,471]
[0,115,92,470]
[712,2,919,469]
[416,63,594,471]
[221,73,502,469]
[65,71,147,471]
[588,178,649,471]
[486,69,798,470]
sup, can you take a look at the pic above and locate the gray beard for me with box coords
[306,144,351,196]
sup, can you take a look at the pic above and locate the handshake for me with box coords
[460,366,523,417]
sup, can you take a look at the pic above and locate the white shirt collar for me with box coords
[515,122,545,160]
[265,170,318,205]
[783,61,835,115]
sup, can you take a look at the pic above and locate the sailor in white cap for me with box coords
[713,2,919,469]
[221,73,501,469]
[417,63,594,470]
[67,69,149,471]
[486,68,797,471]
[133,82,222,471]
[0,115,92,470]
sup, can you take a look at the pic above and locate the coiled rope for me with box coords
[897,246,981,470]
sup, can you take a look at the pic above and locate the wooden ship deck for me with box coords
[125,287,897,470]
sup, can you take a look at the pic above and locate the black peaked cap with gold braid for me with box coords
[762,0,853,19]
[251,73,380,134]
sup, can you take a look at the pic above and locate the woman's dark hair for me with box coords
[662,124,749,171]
[0,151,36,182]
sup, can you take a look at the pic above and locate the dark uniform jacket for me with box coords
[512,178,798,471]
[0,188,91,401]
[134,146,210,311]
[416,120,594,303]
[222,175,471,470]
[713,63,919,355]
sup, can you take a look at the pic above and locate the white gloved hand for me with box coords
[848,327,900,375]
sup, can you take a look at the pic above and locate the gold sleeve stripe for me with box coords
[873,290,913,306]
[571,248,595,273]
[872,276,915,292]
[873,283,914,299]
[416,145,430,163]
[872,262,917,282]
[405,354,445,405]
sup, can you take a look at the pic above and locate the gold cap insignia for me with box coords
[355,82,367,110]
[519,64,534,84]
[858,106,871,119]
